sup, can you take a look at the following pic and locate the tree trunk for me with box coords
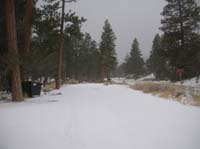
[21,0,33,81]
[5,0,23,101]
[55,0,65,89]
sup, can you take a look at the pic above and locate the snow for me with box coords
[176,76,200,88]
[112,77,137,85]
[137,73,155,81]
[0,92,11,101]
[113,75,200,88]
[111,77,125,84]
[112,74,155,85]
[0,84,200,149]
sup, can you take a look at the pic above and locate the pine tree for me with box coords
[89,40,101,80]
[124,38,144,78]
[160,0,200,80]
[70,33,100,81]
[28,1,61,80]
[62,12,85,80]
[99,19,117,80]
[0,0,10,92]
[1,0,34,99]
[76,33,92,80]
[21,0,33,81]
[63,31,100,81]
[5,0,23,101]
[147,34,168,80]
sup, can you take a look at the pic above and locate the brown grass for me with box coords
[62,79,80,84]
[130,81,200,106]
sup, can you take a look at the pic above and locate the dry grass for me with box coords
[62,79,80,84]
[43,79,106,92]
[130,81,200,106]
[42,79,80,93]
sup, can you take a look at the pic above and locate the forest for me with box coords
[0,0,200,101]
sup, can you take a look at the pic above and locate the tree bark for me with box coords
[5,0,23,101]
[55,0,65,89]
[21,0,33,81]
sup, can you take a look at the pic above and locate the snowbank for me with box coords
[176,76,200,87]
[112,74,155,85]
[0,84,200,149]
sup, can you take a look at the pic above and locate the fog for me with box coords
[66,0,166,63]
[37,0,200,63]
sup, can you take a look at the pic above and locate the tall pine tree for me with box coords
[5,0,23,101]
[28,1,61,80]
[62,13,85,80]
[160,0,200,80]
[124,38,144,78]
[99,19,117,80]
[147,34,168,80]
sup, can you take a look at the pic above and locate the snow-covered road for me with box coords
[0,84,200,149]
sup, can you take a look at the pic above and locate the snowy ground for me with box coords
[112,74,156,85]
[112,75,200,88]
[0,84,200,149]
[176,77,200,87]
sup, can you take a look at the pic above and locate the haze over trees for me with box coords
[123,38,145,78]
[123,0,200,81]
[159,0,200,80]
[146,34,168,80]
[1,1,200,148]
[1,0,200,101]
[99,19,117,80]
[0,0,118,101]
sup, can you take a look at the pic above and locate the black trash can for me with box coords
[22,81,42,98]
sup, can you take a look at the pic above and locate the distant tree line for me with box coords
[1,0,200,101]
[122,0,200,81]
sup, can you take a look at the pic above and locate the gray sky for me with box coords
[66,0,167,63]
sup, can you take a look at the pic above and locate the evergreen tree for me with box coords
[89,40,101,80]
[0,0,10,92]
[78,33,94,80]
[147,34,168,80]
[21,0,34,81]
[75,33,100,81]
[62,12,85,79]
[28,3,85,82]
[44,0,76,89]
[63,31,100,81]
[160,0,200,80]
[0,0,36,100]
[5,0,23,101]
[28,1,61,80]
[124,38,144,78]
[99,19,117,80]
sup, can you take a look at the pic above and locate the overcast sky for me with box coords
[65,0,167,63]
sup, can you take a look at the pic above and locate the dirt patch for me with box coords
[130,81,200,106]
